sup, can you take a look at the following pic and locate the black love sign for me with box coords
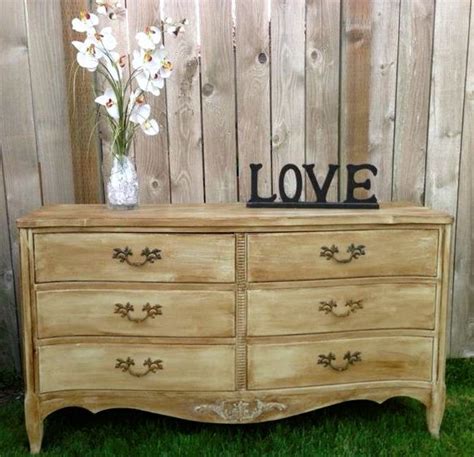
[247,163,379,209]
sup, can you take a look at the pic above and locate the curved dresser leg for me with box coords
[426,384,446,438]
[25,394,43,454]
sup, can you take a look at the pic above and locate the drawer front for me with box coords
[248,230,438,282]
[36,288,235,338]
[248,336,432,390]
[248,282,436,336]
[35,233,235,283]
[39,343,235,393]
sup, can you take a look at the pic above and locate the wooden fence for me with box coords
[0,0,473,372]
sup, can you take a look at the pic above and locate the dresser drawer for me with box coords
[38,343,235,393]
[248,282,436,336]
[36,288,235,338]
[248,229,438,282]
[248,336,432,389]
[34,233,235,283]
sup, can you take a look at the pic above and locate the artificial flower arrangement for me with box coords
[71,0,186,209]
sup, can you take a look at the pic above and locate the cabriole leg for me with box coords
[25,394,43,454]
[426,384,446,438]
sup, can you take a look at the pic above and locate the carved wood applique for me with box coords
[194,400,287,422]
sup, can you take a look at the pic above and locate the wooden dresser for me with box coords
[18,203,452,453]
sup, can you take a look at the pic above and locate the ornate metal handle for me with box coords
[320,244,366,263]
[319,299,363,317]
[114,303,162,323]
[115,357,163,377]
[317,351,362,372]
[112,247,162,266]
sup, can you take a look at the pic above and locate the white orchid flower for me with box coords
[72,10,99,33]
[88,27,117,52]
[163,17,188,36]
[141,119,159,136]
[136,69,165,96]
[72,38,103,71]
[95,88,120,120]
[127,90,151,124]
[132,48,163,73]
[96,0,124,19]
[135,26,162,50]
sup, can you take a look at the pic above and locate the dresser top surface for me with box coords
[17,203,453,228]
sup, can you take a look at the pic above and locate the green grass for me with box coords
[0,359,472,457]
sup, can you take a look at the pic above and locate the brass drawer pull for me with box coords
[319,299,363,317]
[114,303,162,322]
[112,246,162,266]
[320,244,365,263]
[317,351,362,372]
[115,357,163,377]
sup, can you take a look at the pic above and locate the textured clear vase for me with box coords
[106,155,139,210]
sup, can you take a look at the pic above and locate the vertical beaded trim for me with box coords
[235,233,247,390]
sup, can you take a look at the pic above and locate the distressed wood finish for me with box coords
[36,288,235,338]
[392,0,434,203]
[34,233,235,283]
[127,0,171,204]
[200,0,237,202]
[271,0,306,200]
[248,336,433,390]
[164,0,204,203]
[18,203,452,452]
[248,282,436,336]
[247,229,439,282]
[305,0,340,202]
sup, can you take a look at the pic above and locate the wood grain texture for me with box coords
[200,0,237,202]
[305,0,340,202]
[452,2,474,357]
[0,0,42,317]
[339,0,372,200]
[127,0,171,203]
[60,0,102,203]
[25,0,75,205]
[0,152,18,370]
[34,232,235,283]
[392,0,434,203]
[235,0,271,202]
[164,0,204,203]
[36,288,235,338]
[425,0,470,216]
[367,0,400,201]
[248,229,439,282]
[248,336,433,390]
[271,0,306,200]
[248,282,436,336]
[39,343,235,392]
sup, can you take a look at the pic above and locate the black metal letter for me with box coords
[344,164,378,204]
[248,163,276,203]
[303,164,339,202]
[279,164,303,202]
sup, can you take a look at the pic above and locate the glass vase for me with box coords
[105,154,139,210]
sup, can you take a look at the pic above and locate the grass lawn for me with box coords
[0,358,472,457]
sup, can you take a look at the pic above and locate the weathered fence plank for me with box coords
[200,0,237,202]
[128,0,171,203]
[61,0,103,203]
[26,0,75,205]
[392,0,434,204]
[0,0,43,370]
[305,0,340,202]
[367,0,400,201]
[271,0,306,200]
[164,0,204,203]
[339,0,372,200]
[425,0,471,351]
[235,0,271,202]
[452,2,474,357]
